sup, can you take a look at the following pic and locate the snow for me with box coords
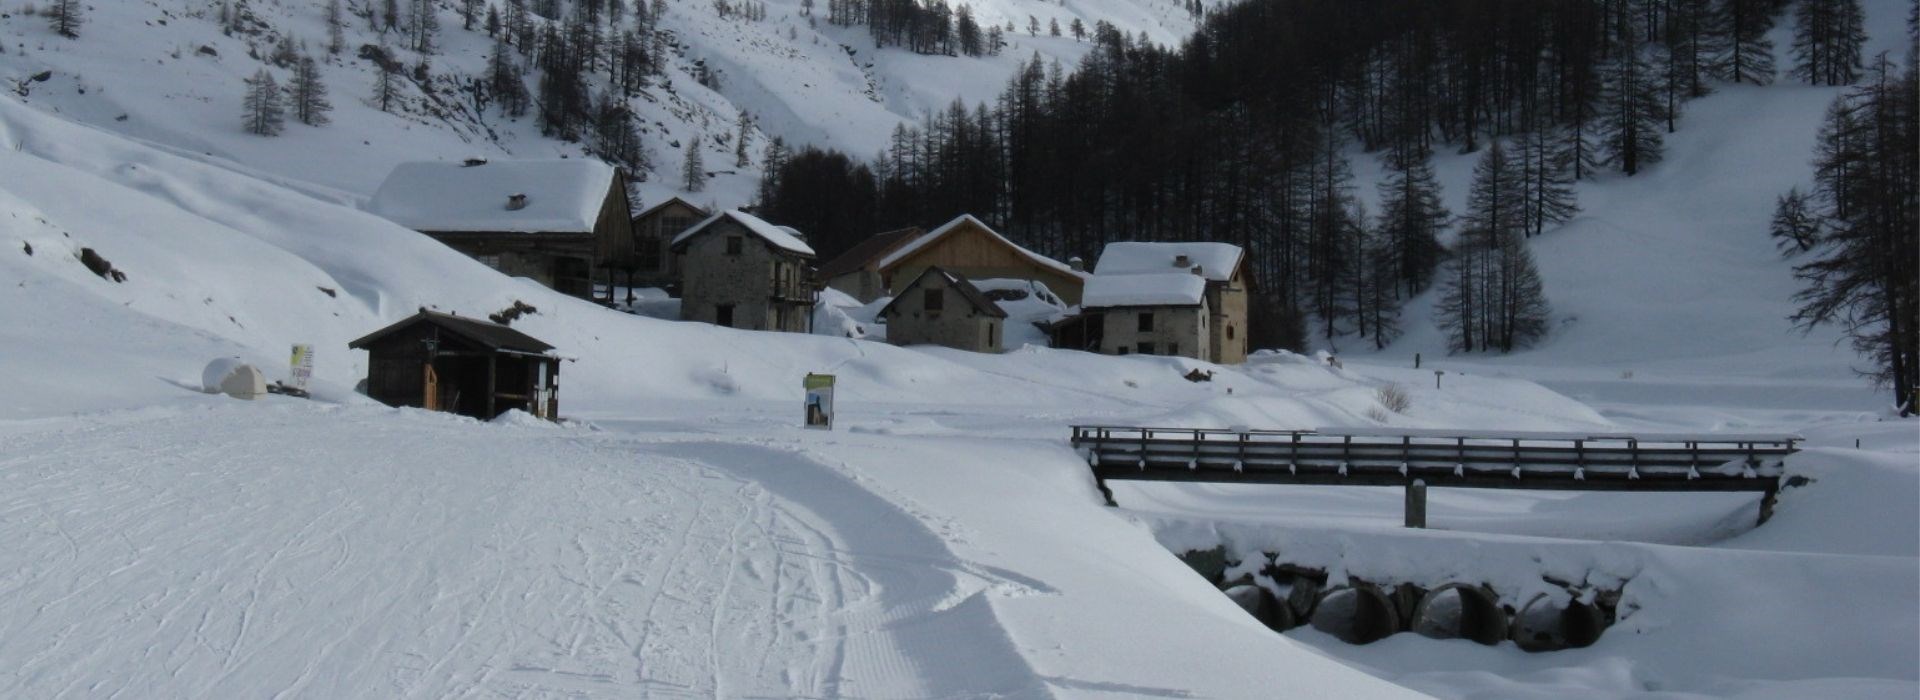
[1094,241,1245,282]
[674,209,817,256]
[1081,271,1209,308]
[0,1,1915,698]
[972,277,1073,349]
[876,214,1085,278]
[366,159,617,234]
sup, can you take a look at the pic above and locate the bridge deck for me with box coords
[1069,426,1801,527]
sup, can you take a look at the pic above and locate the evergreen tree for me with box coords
[1770,186,1823,256]
[383,0,401,32]
[1791,0,1867,86]
[372,60,402,113]
[1374,145,1448,297]
[1786,57,1920,413]
[461,0,483,30]
[486,4,501,37]
[326,0,348,55]
[1718,0,1778,85]
[488,37,529,116]
[47,0,83,39]
[1437,140,1549,352]
[1490,230,1551,352]
[1597,44,1665,175]
[241,69,286,136]
[1516,127,1580,236]
[590,92,648,170]
[411,0,440,55]
[289,56,333,126]
[683,135,707,192]
[758,136,790,205]
[734,111,753,168]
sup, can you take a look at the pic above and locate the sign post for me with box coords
[803,373,836,430]
[287,344,315,397]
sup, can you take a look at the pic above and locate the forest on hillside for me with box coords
[759,0,1903,359]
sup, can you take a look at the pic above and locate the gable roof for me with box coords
[349,310,555,354]
[875,214,1087,280]
[1081,272,1209,308]
[631,196,709,222]
[367,159,619,234]
[1094,242,1246,283]
[879,267,1008,319]
[816,227,922,280]
[671,209,816,257]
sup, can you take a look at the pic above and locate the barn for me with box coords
[349,310,561,421]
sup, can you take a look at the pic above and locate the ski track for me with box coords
[0,406,1047,698]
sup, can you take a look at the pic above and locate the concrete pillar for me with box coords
[1405,479,1428,529]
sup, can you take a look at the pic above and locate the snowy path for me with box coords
[0,404,1046,698]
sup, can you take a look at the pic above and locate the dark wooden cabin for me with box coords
[349,310,561,421]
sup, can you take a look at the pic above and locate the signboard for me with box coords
[288,344,315,395]
[803,373,835,430]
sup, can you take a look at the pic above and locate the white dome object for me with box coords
[201,358,267,400]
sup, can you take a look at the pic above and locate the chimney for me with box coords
[1068,256,1086,272]
[506,193,528,211]
[1191,265,1205,277]
[1173,254,1192,268]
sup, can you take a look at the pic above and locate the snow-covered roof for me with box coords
[1094,241,1245,282]
[367,160,618,233]
[876,215,1087,279]
[672,209,817,257]
[1081,272,1209,308]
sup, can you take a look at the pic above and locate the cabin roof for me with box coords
[876,214,1086,280]
[1081,272,1209,308]
[367,159,619,234]
[816,227,922,280]
[349,310,555,354]
[879,267,1009,319]
[1094,241,1245,283]
[671,209,816,257]
[631,196,709,222]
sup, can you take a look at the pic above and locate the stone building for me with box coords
[816,227,921,303]
[1092,242,1251,363]
[879,267,1007,353]
[1081,272,1212,360]
[875,214,1088,305]
[368,159,632,302]
[672,210,817,332]
[628,197,708,292]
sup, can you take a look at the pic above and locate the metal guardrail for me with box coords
[1069,426,1802,527]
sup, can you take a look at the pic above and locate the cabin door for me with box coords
[422,363,440,411]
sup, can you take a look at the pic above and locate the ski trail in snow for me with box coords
[0,408,1045,698]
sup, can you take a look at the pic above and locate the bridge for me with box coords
[1069,426,1802,528]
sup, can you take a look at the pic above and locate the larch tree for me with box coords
[1791,0,1867,86]
[683,135,707,193]
[1597,43,1665,176]
[289,56,333,126]
[48,0,83,39]
[241,69,286,136]
[326,0,348,55]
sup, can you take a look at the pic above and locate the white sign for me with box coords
[803,373,835,430]
[289,344,314,393]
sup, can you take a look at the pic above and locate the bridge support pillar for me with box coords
[1404,479,1428,529]
[1757,480,1779,526]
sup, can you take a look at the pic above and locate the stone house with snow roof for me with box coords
[1082,272,1213,361]
[879,267,1008,353]
[1093,242,1251,363]
[875,215,1089,306]
[672,210,817,332]
[629,197,709,293]
[368,159,632,302]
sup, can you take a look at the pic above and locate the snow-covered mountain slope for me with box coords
[0,0,1192,207]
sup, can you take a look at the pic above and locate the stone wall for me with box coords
[678,221,811,332]
[884,274,1002,353]
[1097,303,1210,360]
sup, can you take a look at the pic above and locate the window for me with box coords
[1117,346,1131,355]
[478,254,502,270]
[923,288,944,312]
[726,236,744,256]
[1137,342,1157,355]
[987,323,996,348]
[1227,325,1236,340]
[1137,312,1154,332]
[716,304,735,328]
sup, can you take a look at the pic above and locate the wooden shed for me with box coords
[349,310,561,421]
[874,215,1089,305]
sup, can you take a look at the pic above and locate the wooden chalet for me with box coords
[349,310,561,421]
[874,215,1089,306]
[629,196,709,293]
[816,227,922,303]
[368,159,633,302]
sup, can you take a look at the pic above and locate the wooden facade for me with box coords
[876,215,1088,306]
[628,197,709,293]
[349,311,560,421]
[817,227,921,303]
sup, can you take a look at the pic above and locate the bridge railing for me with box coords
[1068,426,1802,527]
